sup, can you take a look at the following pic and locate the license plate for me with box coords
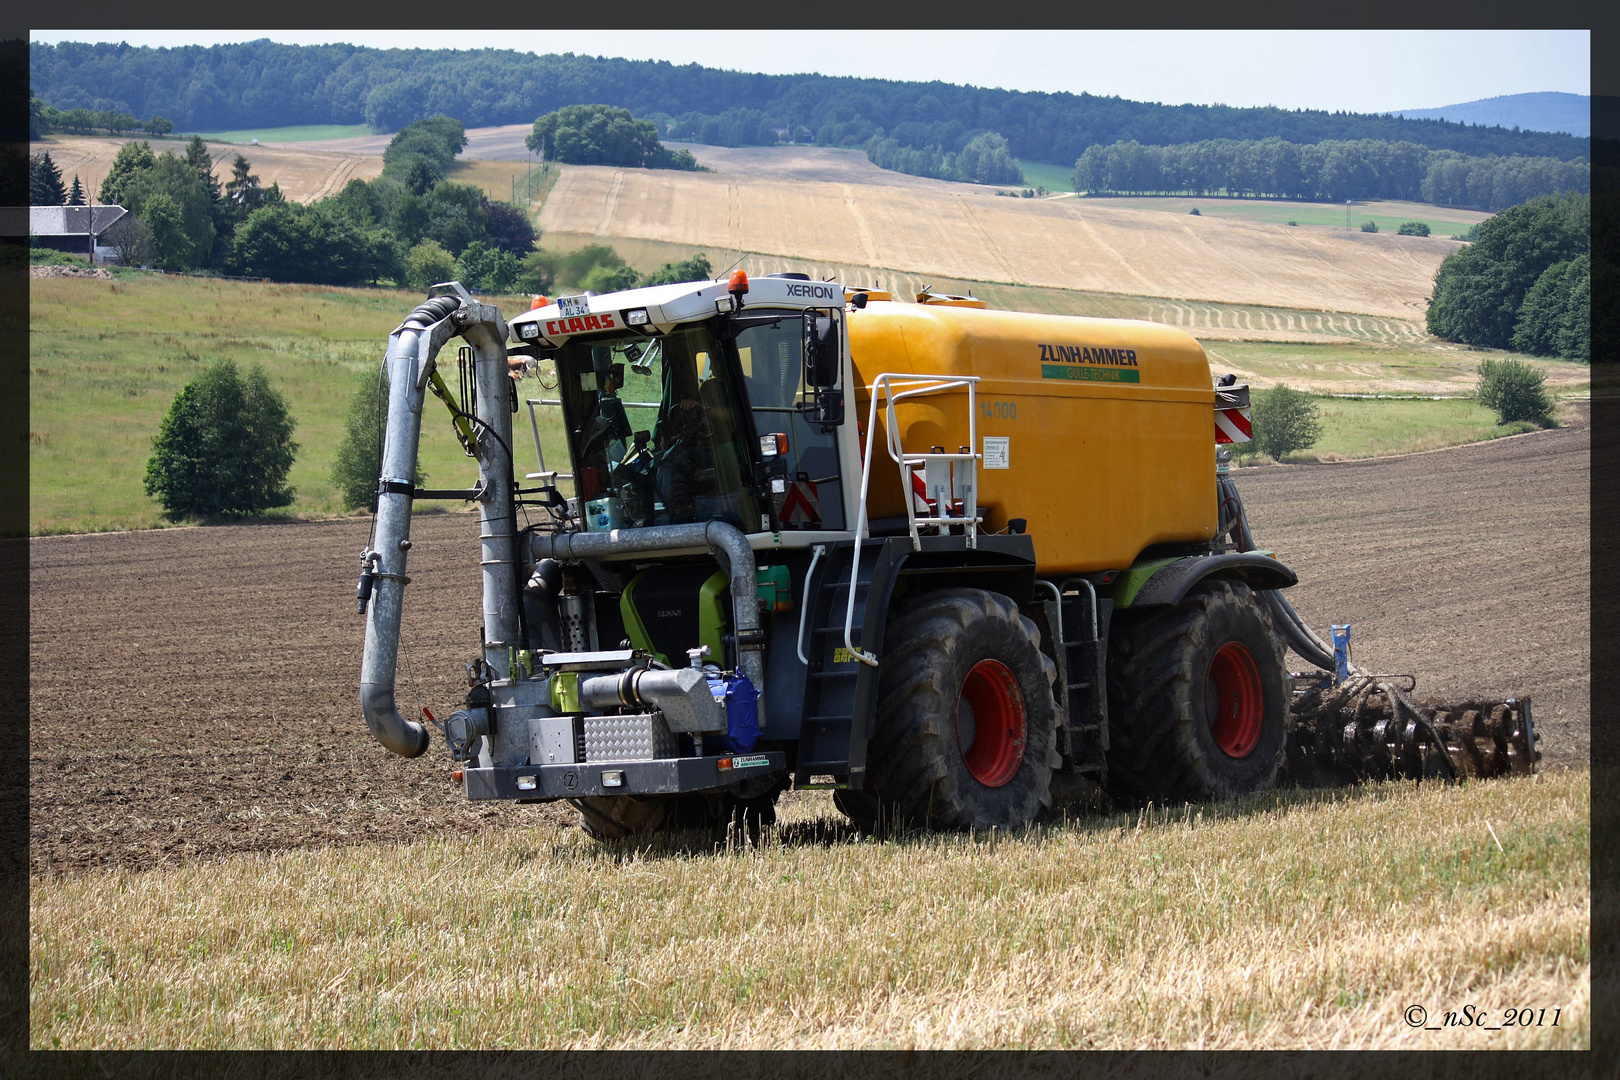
[557,295,590,318]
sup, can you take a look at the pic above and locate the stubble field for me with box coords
[536,164,1456,319]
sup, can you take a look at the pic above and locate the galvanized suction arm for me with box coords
[359,288,508,758]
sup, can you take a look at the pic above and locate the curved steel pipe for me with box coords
[359,292,488,758]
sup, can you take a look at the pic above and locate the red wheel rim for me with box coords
[1206,641,1263,758]
[956,659,1026,788]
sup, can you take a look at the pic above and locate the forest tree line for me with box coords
[1069,137,1590,211]
[75,118,539,289]
[1426,191,1590,361]
[30,40,1588,170]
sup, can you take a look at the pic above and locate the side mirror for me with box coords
[802,311,839,387]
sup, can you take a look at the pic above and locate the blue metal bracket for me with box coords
[1331,624,1352,685]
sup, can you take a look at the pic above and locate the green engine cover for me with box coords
[620,565,730,667]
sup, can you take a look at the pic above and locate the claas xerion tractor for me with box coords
[356,273,1537,840]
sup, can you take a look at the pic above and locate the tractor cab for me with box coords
[508,272,853,539]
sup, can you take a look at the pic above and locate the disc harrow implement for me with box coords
[1284,674,1538,787]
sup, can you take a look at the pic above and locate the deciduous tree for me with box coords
[144,359,298,519]
[1476,358,1553,426]
[1251,384,1322,460]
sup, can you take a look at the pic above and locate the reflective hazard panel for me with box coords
[777,479,822,525]
[1215,407,1253,444]
[1214,383,1253,444]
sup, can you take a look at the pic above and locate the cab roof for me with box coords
[509,275,849,347]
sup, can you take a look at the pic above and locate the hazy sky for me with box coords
[30,29,1591,114]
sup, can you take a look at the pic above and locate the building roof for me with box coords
[30,205,128,237]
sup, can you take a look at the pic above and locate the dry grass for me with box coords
[444,159,559,209]
[536,165,1453,320]
[1202,340,1590,397]
[31,770,1588,1049]
[36,135,383,206]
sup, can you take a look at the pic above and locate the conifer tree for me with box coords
[29,151,66,205]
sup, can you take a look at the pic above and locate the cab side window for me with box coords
[735,311,845,531]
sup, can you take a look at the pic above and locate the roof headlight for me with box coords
[624,308,650,327]
[517,321,541,341]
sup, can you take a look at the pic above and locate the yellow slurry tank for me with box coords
[848,297,1217,577]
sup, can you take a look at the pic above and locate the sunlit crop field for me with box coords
[31,771,1589,1049]
[538,165,1456,320]
[34,134,384,206]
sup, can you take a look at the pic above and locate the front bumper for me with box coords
[464,751,788,801]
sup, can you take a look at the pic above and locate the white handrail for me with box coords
[796,543,827,666]
[843,373,982,667]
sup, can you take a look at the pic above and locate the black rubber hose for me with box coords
[403,295,461,330]
[1218,473,1340,673]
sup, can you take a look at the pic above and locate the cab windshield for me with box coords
[556,321,761,532]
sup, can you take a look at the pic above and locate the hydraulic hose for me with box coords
[1217,472,1341,674]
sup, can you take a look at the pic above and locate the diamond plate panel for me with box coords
[584,712,680,762]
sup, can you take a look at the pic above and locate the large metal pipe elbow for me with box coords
[530,520,767,704]
[702,520,766,698]
[360,682,431,757]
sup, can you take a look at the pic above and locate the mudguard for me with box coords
[1118,552,1298,609]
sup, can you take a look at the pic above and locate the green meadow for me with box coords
[1015,160,1077,193]
[30,273,1581,535]
[181,124,374,144]
[1081,195,1489,238]
[29,275,565,535]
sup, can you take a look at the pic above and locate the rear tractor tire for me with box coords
[845,588,1061,831]
[1105,579,1288,804]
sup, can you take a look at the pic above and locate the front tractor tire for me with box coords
[573,779,787,844]
[1104,579,1288,804]
[840,588,1061,831]
[572,795,673,841]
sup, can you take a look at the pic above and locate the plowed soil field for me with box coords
[29,418,1588,877]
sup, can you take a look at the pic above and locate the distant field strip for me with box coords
[33,135,383,206]
[539,165,1451,320]
[569,241,1429,346]
[1142,301,1429,344]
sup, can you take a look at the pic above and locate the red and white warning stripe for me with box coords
[1215,407,1252,444]
[910,470,935,512]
